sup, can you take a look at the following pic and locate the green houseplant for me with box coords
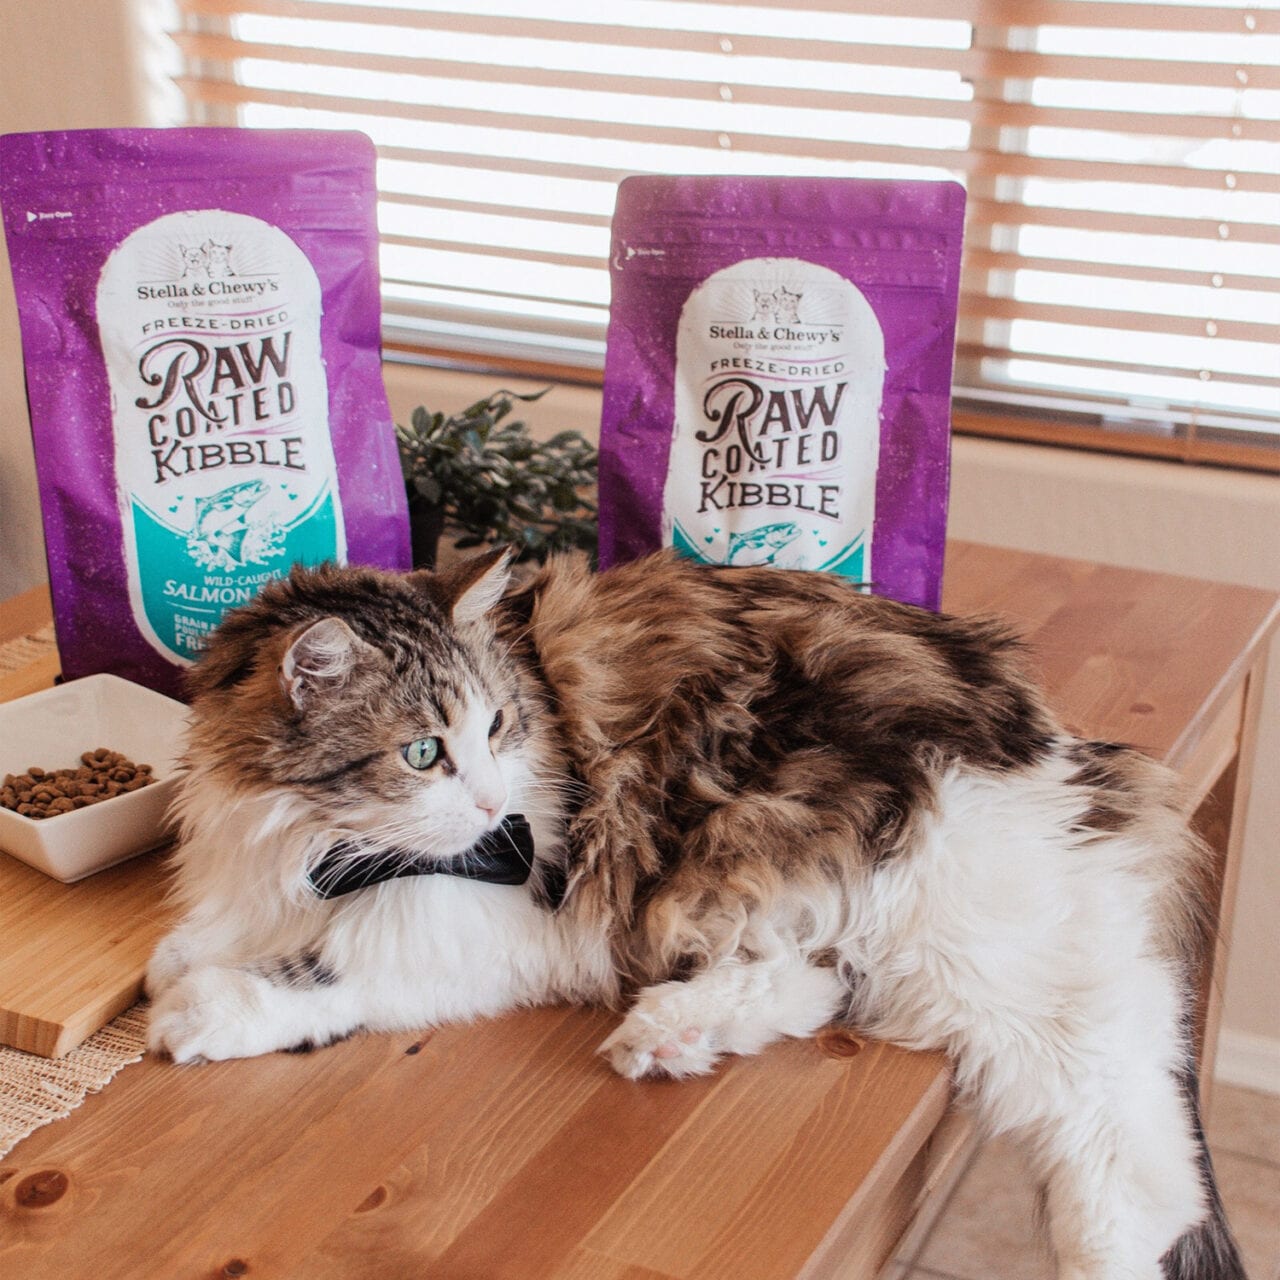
[395,388,599,568]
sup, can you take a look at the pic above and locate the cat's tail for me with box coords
[1161,1068,1248,1280]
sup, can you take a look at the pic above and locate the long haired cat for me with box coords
[146,549,1246,1279]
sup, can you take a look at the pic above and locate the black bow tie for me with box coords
[308,814,536,900]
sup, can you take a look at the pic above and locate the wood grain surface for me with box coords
[0,542,1276,1280]
[0,849,173,1057]
[941,542,1278,772]
[0,584,59,704]
[0,1010,947,1280]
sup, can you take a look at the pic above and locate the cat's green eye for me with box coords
[401,737,441,770]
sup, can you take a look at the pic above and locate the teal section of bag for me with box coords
[671,520,717,566]
[816,538,866,578]
[131,486,338,662]
[671,520,865,579]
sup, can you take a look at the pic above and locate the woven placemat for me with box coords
[0,623,151,1160]
[0,620,56,676]
[0,1003,148,1160]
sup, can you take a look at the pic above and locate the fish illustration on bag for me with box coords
[727,521,801,566]
[189,479,269,569]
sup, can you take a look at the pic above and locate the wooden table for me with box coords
[1,543,1276,1280]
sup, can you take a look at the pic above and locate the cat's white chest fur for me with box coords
[333,876,613,1025]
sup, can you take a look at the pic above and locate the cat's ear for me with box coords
[278,617,373,709]
[419,546,514,625]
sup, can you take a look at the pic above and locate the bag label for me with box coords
[664,258,885,577]
[97,209,346,663]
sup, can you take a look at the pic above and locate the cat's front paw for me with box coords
[600,1007,719,1081]
[148,966,282,1064]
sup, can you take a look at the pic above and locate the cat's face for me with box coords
[187,551,534,862]
[179,244,206,275]
[202,240,234,275]
[307,642,521,859]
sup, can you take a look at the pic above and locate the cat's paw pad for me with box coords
[147,966,275,1064]
[601,1015,717,1080]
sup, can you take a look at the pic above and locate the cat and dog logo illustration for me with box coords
[178,239,236,280]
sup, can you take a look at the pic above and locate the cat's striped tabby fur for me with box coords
[147,548,1245,1279]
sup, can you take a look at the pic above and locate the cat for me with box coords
[772,284,802,323]
[202,239,234,278]
[178,243,207,278]
[750,286,802,324]
[146,548,1247,1280]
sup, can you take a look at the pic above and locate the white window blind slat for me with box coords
[168,0,1280,446]
[175,0,1280,85]
[178,83,972,174]
[969,197,1280,242]
[175,37,978,126]
[179,81,1276,196]
[965,246,1278,294]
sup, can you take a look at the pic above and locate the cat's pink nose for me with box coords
[471,774,507,822]
[475,791,506,821]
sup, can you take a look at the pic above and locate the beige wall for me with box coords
[4,5,1278,1084]
[0,0,152,600]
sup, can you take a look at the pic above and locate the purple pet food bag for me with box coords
[0,128,409,698]
[599,176,966,610]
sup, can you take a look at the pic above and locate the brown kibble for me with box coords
[1,750,157,818]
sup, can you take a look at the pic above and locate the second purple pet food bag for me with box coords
[599,177,966,611]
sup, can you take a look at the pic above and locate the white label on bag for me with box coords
[97,209,345,664]
[663,257,886,579]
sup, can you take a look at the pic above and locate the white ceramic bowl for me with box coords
[0,674,189,882]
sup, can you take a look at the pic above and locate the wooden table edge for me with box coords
[1166,593,1280,777]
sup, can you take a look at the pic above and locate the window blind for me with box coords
[169,0,1279,453]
